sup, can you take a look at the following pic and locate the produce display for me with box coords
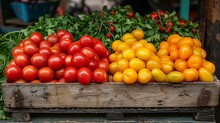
[0,5,215,119]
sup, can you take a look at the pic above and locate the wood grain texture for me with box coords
[2,79,220,108]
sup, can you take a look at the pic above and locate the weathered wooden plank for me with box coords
[2,79,220,108]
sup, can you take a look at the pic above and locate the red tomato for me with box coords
[109,21,114,26]
[101,57,109,63]
[80,35,93,47]
[53,43,59,48]
[19,38,33,47]
[150,13,159,20]
[77,67,92,84]
[39,40,52,48]
[110,26,115,32]
[14,79,26,83]
[128,12,134,18]
[93,42,107,58]
[98,59,109,72]
[30,79,41,84]
[193,28,197,34]
[59,53,67,60]
[63,67,78,82]
[9,59,16,66]
[93,68,107,83]
[81,47,95,59]
[159,10,166,16]
[64,55,72,67]
[167,22,174,28]
[93,38,101,44]
[56,30,68,38]
[12,46,24,57]
[39,47,52,58]
[59,38,72,53]
[93,53,100,62]
[106,33,112,38]
[47,34,59,45]
[14,53,30,68]
[106,50,111,57]
[31,53,48,68]
[48,54,64,70]
[30,32,44,45]
[88,59,99,71]
[5,65,21,82]
[38,67,54,82]
[58,78,66,83]
[50,46,61,55]
[68,42,82,55]
[71,52,89,69]
[54,67,65,80]
[22,65,38,81]
[23,43,39,56]
[60,32,74,41]
[179,19,186,26]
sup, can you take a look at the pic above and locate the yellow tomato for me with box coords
[151,68,166,82]
[166,71,184,83]
[122,48,136,61]
[123,68,137,84]
[136,47,151,61]
[112,40,121,52]
[146,59,161,70]
[137,68,152,84]
[109,62,118,74]
[113,71,123,82]
[117,59,129,72]
[116,42,129,53]
[198,67,214,82]
[131,29,144,40]
[124,37,137,45]
[129,58,145,72]
[130,41,144,51]
[121,33,134,42]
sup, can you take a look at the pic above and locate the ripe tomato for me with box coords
[50,46,61,55]
[88,59,99,71]
[14,53,30,68]
[60,32,74,41]
[23,43,39,56]
[68,42,82,55]
[77,67,92,84]
[109,21,114,26]
[30,32,44,45]
[81,47,95,59]
[5,65,21,82]
[71,52,89,68]
[12,46,24,57]
[58,78,66,83]
[56,30,68,38]
[110,26,115,32]
[159,10,166,16]
[63,67,78,82]
[150,13,159,20]
[93,42,107,58]
[22,65,38,81]
[18,38,33,47]
[80,35,94,47]
[31,53,48,68]
[59,53,67,60]
[48,54,64,70]
[128,12,134,18]
[38,67,54,82]
[39,47,52,58]
[179,19,186,26]
[59,38,72,53]
[193,28,197,34]
[93,68,107,83]
[14,79,27,83]
[9,59,16,66]
[64,55,72,67]
[167,22,174,28]
[106,33,112,38]
[93,38,101,44]
[93,53,100,62]
[39,40,52,48]
[98,59,109,72]
[105,50,111,57]
[47,34,59,45]
[54,67,65,80]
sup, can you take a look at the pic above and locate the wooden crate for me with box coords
[2,78,220,122]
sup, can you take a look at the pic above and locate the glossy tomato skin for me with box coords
[60,32,74,41]
[150,13,159,20]
[93,68,107,83]
[88,59,99,71]
[59,38,72,53]
[80,35,93,47]
[98,59,109,72]
[19,38,33,47]
[47,34,59,45]
[30,32,43,45]
[59,53,67,60]
[77,67,92,85]
[9,59,16,66]
[63,67,78,82]
[5,65,21,82]
[64,55,72,67]
[39,40,52,48]
[56,30,68,38]
[71,52,89,69]
[22,65,38,81]
[23,43,39,56]
[93,38,101,44]
[31,53,48,68]
[12,46,24,57]
[68,42,82,55]
[14,53,30,68]
[38,67,54,82]
[50,46,61,55]
[93,53,100,62]
[93,42,107,58]
[81,47,95,59]
[39,47,52,58]
[48,54,64,70]
[14,79,27,83]
[54,67,65,80]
